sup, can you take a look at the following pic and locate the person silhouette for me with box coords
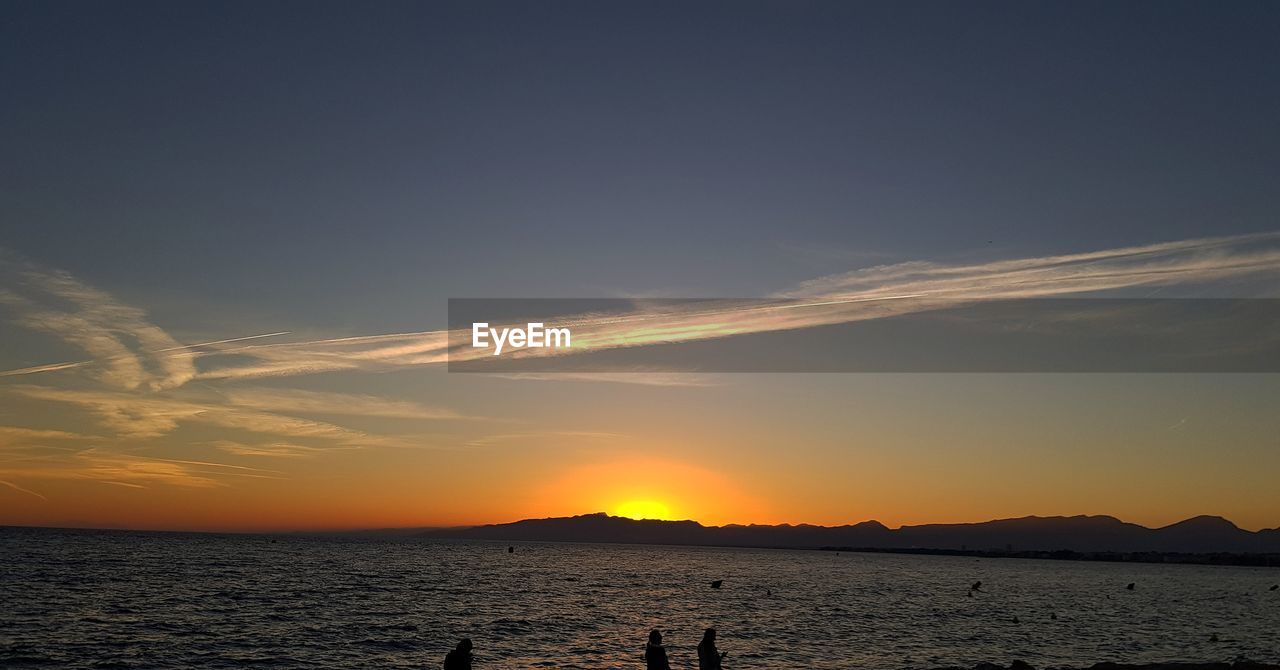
[645,629,671,670]
[698,628,727,669]
[443,638,473,670]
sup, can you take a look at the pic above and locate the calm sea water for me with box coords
[2,527,1278,669]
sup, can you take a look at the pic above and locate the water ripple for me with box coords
[2,527,1278,668]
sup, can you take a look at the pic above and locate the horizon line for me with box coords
[4,510,1275,536]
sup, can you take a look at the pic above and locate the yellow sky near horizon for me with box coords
[4,376,1279,534]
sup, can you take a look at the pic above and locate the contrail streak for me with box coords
[191,295,925,355]
[154,331,293,352]
[140,456,286,474]
[0,331,292,379]
[0,361,91,378]
[221,329,447,350]
[0,479,47,501]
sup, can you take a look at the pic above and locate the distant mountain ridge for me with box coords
[421,512,1280,554]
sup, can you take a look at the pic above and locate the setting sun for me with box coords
[529,458,772,526]
[613,500,673,521]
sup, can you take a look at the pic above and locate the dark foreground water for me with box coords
[2,527,1278,669]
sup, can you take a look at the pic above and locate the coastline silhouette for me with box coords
[418,512,1280,565]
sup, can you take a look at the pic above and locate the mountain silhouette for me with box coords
[421,512,1280,555]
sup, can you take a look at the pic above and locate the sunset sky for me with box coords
[2,1,1279,532]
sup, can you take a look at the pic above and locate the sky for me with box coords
[2,0,1279,532]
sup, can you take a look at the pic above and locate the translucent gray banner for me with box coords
[447,298,1280,373]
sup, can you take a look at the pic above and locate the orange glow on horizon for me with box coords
[526,458,772,526]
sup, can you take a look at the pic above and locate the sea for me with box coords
[2,526,1278,669]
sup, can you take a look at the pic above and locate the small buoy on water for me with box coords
[1210,633,1219,643]
[1126,583,1135,591]
[1050,612,1057,620]
[710,580,723,589]
[1270,584,1278,591]
[508,546,514,553]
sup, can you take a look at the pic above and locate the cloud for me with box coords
[208,440,350,459]
[0,252,196,391]
[0,426,97,444]
[0,478,47,500]
[210,233,1280,376]
[8,387,204,439]
[6,386,428,448]
[487,372,722,387]
[782,231,1280,299]
[0,447,293,491]
[0,449,226,489]
[141,455,287,478]
[192,330,450,382]
[220,388,466,420]
[464,430,625,449]
[7,233,1279,386]
[0,360,93,378]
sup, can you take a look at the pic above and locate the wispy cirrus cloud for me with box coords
[0,449,260,490]
[0,256,463,495]
[466,232,1280,365]
[220,387,466,420]
[0,251,197,391]
[191,330,450,382]
[487,371,722,387]
[207,440,351,459]
[9,387,208,440]
[0,426,97,444]
[200,232,1280,377]
[6,386,438,448]
[782,231,1280,300]
[463,430,625,449]
[6,233,1279,386]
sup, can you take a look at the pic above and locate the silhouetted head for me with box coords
[702,628,716,643]
[648,629,663,645]
[456,638,473,653]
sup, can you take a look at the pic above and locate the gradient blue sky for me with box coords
[2,1,1278,530]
